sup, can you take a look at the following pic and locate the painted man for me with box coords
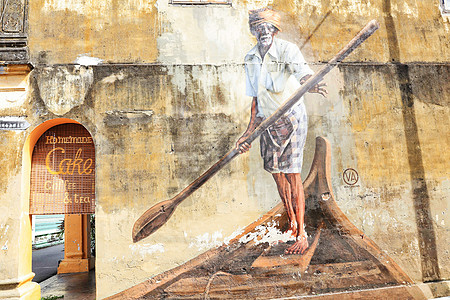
[236,8,327,255]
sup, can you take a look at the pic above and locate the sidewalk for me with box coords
[39,269,95,300]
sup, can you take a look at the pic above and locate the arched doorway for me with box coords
[25,120,95,295]
[30,123,95,216]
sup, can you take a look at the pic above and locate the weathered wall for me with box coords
[0,69,40,298]
[17,62,448,298]
[0,130,25,280]
[336,63,449,283]
[0,0,448,299]
[28,0,449,64]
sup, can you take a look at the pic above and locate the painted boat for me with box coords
[109,137,425,299]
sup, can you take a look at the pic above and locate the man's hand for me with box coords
[309,81,328,97]
[236,135,251,154]
[300,75,328,97]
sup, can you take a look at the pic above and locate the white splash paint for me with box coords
[238,221,297,245]
[129,243,165,257]
[2,241,8,250]
[223,227,244,245]
[74,54,103,66]
[189,231,224,251]
[191,220,306,251]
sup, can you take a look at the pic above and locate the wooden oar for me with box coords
[132,20,380,243]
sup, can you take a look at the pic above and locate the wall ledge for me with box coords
[0,64,33,75]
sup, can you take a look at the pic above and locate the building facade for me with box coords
[0,0,449,299]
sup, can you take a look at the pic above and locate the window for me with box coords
[169,0,231,5]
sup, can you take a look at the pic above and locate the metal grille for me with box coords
[30,124,95,214]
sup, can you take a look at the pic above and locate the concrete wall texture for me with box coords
[0,0,448,299]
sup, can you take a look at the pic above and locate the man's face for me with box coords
[254,22,277,48]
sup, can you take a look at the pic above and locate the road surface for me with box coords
[32,244,64,283]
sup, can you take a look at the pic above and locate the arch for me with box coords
[19,118,95,294]
[29,122,95,214]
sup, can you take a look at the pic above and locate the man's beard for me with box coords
[258,35,273,47]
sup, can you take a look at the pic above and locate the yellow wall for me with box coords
[0,0,448,299]
[28,0,449,64]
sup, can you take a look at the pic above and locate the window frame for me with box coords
[169,0,231,5]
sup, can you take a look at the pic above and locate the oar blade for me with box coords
[132,199,178,243]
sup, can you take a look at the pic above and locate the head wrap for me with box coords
[249,8,282,32]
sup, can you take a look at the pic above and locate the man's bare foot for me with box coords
[288,221,298,238]
[284,236,309,255]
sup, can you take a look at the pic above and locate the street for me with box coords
[32,244,64,283]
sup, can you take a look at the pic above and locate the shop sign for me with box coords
[30,124,95,214]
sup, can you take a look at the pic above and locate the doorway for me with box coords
[27,121,96,297]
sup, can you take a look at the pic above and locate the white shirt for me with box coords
[245,38,314,118]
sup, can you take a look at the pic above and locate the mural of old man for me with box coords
[236,8,327,255]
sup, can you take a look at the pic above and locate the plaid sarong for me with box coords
[260,101,307,173]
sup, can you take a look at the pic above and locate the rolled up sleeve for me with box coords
[245,62,258,97]
[287,44,314,81]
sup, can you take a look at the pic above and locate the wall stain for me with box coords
[383,0,440,282]
[168,113,238,183]
[300,0,341,51]
[0,133,22,194]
